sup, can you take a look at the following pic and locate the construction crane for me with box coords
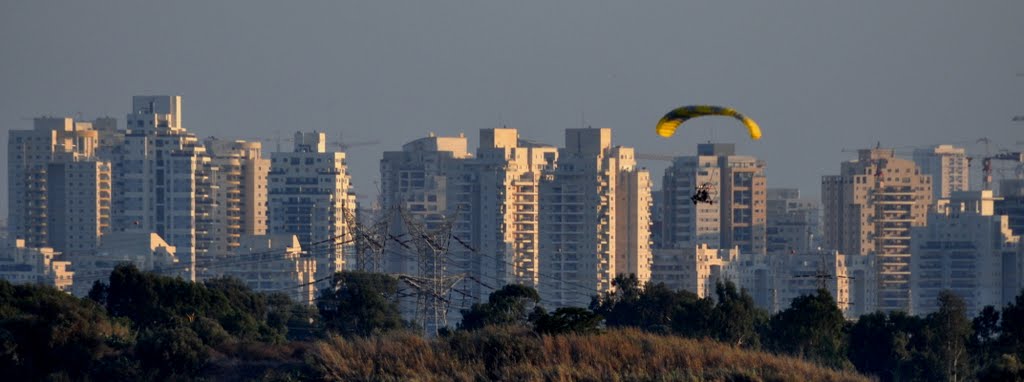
[982,152,1024,190]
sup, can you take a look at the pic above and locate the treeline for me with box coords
[0,266,1021,381]
[457,274,1024,381]
[589,276,1024,382]
[0,264,319,380]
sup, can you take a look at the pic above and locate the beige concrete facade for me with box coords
[380,129,558,301]
[268,131,353,285]
[913,145,969,201]
[69,231,181,296]
[539,128,653,307]
[7,117,111,255]
[113,96,207,281]
[822,148,932,312]
[0,239,73,293]
[204,138,270,254]
[650,244,738,298]
[661,143,766,254]
[222,234,317,305]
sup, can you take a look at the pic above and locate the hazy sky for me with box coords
[2,1,1022,215]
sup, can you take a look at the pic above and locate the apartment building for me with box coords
[822,148,932,312]
[661,143,766,254]
[766,188,820,255]
[0,240,74,292]
[911,190,1020,316]
[268,131,354,284]
[223,234,317,305]
[913,144,969,201]
[69,231,182,296]
[381,129,559,302]
[538,128,653,307]
[7,117,110,254]
[650,244,738,298]
[204,138,270,254]
[651,245,875,318]
[112,96,209,280]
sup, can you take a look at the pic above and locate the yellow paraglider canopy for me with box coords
[656,105,762,140]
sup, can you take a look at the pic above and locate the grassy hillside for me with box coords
[307,327,869,382]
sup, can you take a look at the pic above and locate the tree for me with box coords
[709,281,766,348]
[532,307,603,335]
[102,264,286,342]
[0,280,134,380]
[847,311,926,381]
[1002,289,1024,358]
[976,354,1024,382]
[591,275,708,333]
[671,294,715,339]
[766,289,848,368]
[317,271,404,337]
[590,274,646,327]
[266,292,318,341]
[134,324,208,378]
[972,305,1002,371]
[924,290,972,382]
[459,284,540,330]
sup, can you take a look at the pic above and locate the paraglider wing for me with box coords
[656,105,761,140]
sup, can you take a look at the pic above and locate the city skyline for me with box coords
[3,3,1024,379]
[2,94,1021,324]
[2,1,1022,218]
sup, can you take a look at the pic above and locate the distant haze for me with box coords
[1,1,1021,215]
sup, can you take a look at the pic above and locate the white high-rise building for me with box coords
[380,129,557,300]
[661,143,766,254]
[911,190,1020,316]
[467,129,559,290]
[46,160,112,255]
[268,131,354,284]
[112,96,208,280]
[380,133,472,276]
[8,117,110,253]
[539,128,653,307]
[913,145,969,201]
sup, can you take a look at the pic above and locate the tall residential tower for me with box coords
[8,117,110,254]
[661,143,766,254]
[268,131,354,283]
[822,148,932,312]
[539,128,653,307]
[112,95,210,280]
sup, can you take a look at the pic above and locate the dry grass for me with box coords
[308,327,870,382]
